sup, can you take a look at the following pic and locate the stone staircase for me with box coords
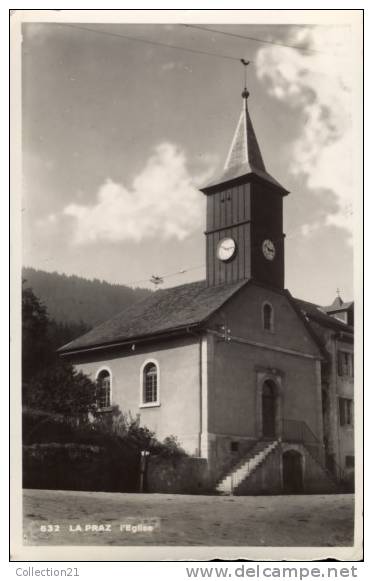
[216,440,279,495]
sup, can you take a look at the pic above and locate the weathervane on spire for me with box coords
[240,59,250,100]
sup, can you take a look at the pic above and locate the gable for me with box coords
[207,282,323,359]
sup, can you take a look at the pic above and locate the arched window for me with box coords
[263,302,274,331]
[262,380,275,398]
[96,369,111,410]
[143,362,158,404]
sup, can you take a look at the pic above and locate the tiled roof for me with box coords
[59,275,353,356]
[324,301,353,313]
[59,279,248,354]
[295,297,354,334]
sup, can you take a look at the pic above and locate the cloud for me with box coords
[64,142,213,244]
[256,26,355,235]
[36,213,57,227]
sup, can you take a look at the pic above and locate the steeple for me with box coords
[331,289,344,308]
[201,74,288,289]
[202,83,286,193]
[224,87,266,173]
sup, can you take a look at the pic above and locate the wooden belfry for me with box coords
[200,59,288,288]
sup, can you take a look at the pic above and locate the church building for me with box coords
[60,86,354,494]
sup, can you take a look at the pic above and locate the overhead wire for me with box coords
[56,21,338,60]
[57,22,241,62]
[52,22,351,289]
[55,21,347,85]
[180,23,326,55]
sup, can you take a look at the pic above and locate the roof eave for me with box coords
[200,169,289,195]
[324,305,354,314]
[333,330,354,343]
[307,313,354,334]
[283,289,328,361]
[59,322,204,357]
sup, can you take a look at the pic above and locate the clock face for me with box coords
[217,237,236,262]
[262,239,276,261]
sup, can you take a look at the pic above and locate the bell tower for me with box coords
[200,82,289,289]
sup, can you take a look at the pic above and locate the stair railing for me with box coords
[230,440,277,493]
[282,418,345,483]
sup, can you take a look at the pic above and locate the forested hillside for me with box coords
[22,267,152,328]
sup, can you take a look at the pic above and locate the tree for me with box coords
[22,282,96,419]
[23,363,96,421]
[22,282,51,381]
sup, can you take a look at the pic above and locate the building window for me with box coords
[339,397,353,426]
[141,361,159,406]
[96,369,111,410]
[337,351,354,377]
[262,302,274,331]
[345,455,355,469]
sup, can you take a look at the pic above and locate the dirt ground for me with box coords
[23,489,354,547]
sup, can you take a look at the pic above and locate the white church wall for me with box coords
[73,336,202,456]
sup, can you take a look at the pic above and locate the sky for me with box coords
[21,18,360,305]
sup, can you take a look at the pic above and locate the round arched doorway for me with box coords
[262,380,277,438]
[282,450,304,493]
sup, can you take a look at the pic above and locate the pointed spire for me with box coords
[331,289,344,308]
[224,87,266,173]
[200,69,288,193]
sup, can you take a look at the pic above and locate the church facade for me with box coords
[60,88,354,494]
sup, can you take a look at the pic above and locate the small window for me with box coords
[346,399,353,425]
[339,397,353,426]
[263,302,274,331]
[96,369,111,410]
[230,441,239,452]
[337,351,354,377]
[345,455,355,469]
[143,362,158,404]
